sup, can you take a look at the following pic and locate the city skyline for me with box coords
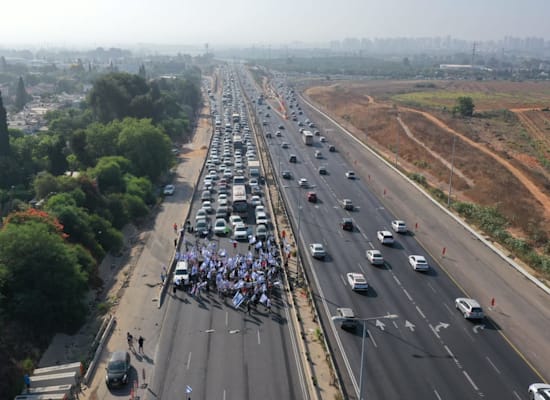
[1,0,549,48]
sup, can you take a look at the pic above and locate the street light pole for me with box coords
[331,313,398,400]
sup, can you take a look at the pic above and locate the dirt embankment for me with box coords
[304,82,550,241]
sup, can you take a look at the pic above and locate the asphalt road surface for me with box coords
[242,72,545,400]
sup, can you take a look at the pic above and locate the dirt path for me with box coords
[400,106,550,219]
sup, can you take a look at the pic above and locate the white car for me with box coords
[528,384,550,400]
[298,178,309,187]
[233,223,248,241]
[347,273,369,291]
[455,298,484,319]
[229,215,244,228]
[218,193,228,203]
[251,195,262,207]
[377,230,394,245]
[201,200,213,213]
[391,220,407,233]
[408,255,429,271]
[195,208,208,220]
[173,261,189,287]
[366,250,384,265]
[163,184,175,195]
[256,211,269,226]
[255,205,266,217]
[309,243,326,259]
[345,171,356,179]
[213,218,229,236]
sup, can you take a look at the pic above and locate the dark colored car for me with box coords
[106,351,131,388]
[341,218,353,231]
[282,171,292,179]
[329,145,336,152]
[307,191,317,203]
[318,166,327,175]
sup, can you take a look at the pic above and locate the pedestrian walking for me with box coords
[138,336,144,353]
[174,238,178,248]
[266,298,272,314]
[173,222,178,233]
[127,332,134,350]
[246,300,251,315]
[24,373,30,392]
[173,282,177,296]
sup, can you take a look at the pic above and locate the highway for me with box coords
[147,67,307,400]
[240,69,544,399]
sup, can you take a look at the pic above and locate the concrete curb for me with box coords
[300,92,550,297]
[83,315,116,385]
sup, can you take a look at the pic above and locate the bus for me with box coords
[232,184,248,214]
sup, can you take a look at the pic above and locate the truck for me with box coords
[248,160,261,178]
[302,130,314,146]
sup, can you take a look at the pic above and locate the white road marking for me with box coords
[366,328,378,348]
[403,288,413,301]
[427,282,437,293]
[430,324,441,339]
[186,352,192,370]
[223,389,226,400]
[444,345,454,358]
[434,389,443,400]
[367,241,375,249]
[512,390,522,400]
[225,311,229,327]
[357,263,367,274]
[205,329,215,333]
[463,371,480,391]
[393,275,402,286]
[392,321,398,329]
[416,305,426,319]
[257,330,261,345]
[485,356,501,374]
[340,274,347,286]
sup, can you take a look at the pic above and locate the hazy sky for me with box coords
[2,0,549,47]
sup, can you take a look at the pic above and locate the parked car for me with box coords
[163,184,175,195]
[105,351,131,388]
[214,218,229,236]
[233,223,248,241]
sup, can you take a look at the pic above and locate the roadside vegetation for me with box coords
[0,66,202,397]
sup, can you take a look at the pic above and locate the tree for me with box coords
[0,211,88,334]
[0,91,9,156]
[15,77,29,112]
[455,96,475,117]
[117,118,171,181]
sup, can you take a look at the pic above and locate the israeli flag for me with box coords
[186,385,193,393]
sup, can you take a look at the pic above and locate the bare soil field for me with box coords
[304,81,550,265]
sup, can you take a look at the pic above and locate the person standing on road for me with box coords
[138,336,144,354]
[127,332,134,350]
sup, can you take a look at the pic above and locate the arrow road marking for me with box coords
[375,320,386,331]
[405,320,416,332]
[434,322,450,333]
[473,324,485,334]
